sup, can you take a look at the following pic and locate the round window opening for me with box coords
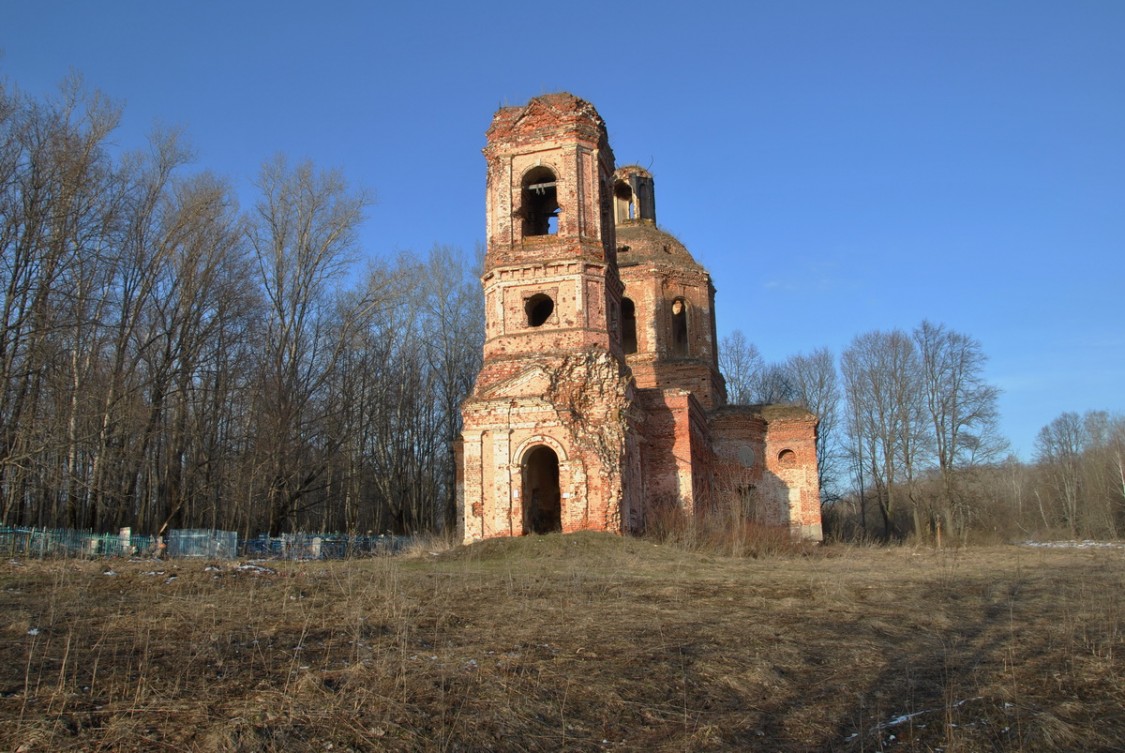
[526,294,554,327]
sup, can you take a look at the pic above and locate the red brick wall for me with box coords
[458,94,822,545]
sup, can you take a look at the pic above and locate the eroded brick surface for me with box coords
[457,95,822,543]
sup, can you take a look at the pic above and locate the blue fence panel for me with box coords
[0,527,155,558]
[237,532,412,559]
[0,526,415,560]
[166,529,238,558]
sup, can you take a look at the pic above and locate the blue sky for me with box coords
[4,1,1123,458]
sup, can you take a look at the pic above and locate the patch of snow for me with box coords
[883,710,927,728]
[237,563,277,575]
[27,627,39,636]
[874,697,982,731]
[1020,540,1125,549]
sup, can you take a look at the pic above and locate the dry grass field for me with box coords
[1,534,1122,752]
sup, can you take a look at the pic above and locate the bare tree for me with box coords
[842,330,925,540]
[86,129,197,531]
[719,331,804,406]
[718,330,763,405]
[1111,416,1125,536]
[1035,410,1125,539]
[1034,412,1084,537]
[417,245,483,531]
[128,172,251,534]
[0,77,125,528]
[0,72,497,538]
[754,363,797,405]
[247,155,371,534]
[1080,411,1122,537]
[784,348,842,502]
[914,321,1006,541]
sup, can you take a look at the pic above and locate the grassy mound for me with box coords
[2,544,1122,751]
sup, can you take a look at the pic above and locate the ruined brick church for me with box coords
[455,93,822,543]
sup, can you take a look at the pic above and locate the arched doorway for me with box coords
[523,445,561,534]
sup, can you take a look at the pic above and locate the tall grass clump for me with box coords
[642,497,815,558]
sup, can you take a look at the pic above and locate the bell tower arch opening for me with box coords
[522,445,561,534]
[612,166,657,225]
[522,166,559,237]
[615,179,635,222]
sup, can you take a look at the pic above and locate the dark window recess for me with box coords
[523,167,559,236]
[622,297,638,354]
[526,294,554,327]
[671,298,688,356]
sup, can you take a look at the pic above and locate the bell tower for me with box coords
[475,93,623,388]
[458,94,641,543]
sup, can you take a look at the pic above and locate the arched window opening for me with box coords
[778,449,797,468]
[622,297,637,354]
[670,298,688,356]
[522,167,559,236]
[523,445,561,534]
[614,180,635,223]
[525,293,554,327]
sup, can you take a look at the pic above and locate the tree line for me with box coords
[0,77,482,536]
[5,74,1119,544]
[721,324,1125,543]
